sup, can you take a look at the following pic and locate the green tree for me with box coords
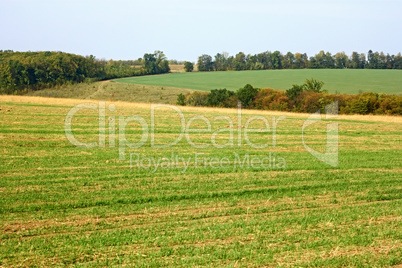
[350,52,360,69]
[213,53,229,71]
[367,50,379,69]
[186,91,209,106]
[385,53,394,69]
[0,63,15,93]
[176,93,186,105]
[325,52,335,68]
[334,52,348,69]
[308,56,319,68]
[286,84,304,100]
[232,52,246,71]
[271,51,282,69]
[143,53,157,74]
[294,53,307,69]
[183,61,194,72]
[315,50,326,68]
[236,84,259,108]
[206,89,234,107]
[359,53,366,68]
[246,54,257,70]
[283,52,295,69]
[143,51,170,74]
[304,78,325,93]
[155,50,170,73]
[378,52,387,69]
[394,53,402,69]
[197,54,213,71]
[256,51,270,69]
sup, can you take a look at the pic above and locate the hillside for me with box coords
[115,69,402,95]
[27,80,193,104]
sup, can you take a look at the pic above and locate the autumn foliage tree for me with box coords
[180,81,401,115]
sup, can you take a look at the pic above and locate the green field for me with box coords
[115,69,402,95]
[0,96,401,267]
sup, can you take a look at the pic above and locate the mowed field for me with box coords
[0,96,401,267]
[28,81,193,105]
[115,69,402,95]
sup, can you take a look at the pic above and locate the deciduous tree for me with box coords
[183,61,194,72]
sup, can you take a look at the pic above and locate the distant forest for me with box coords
[1,49,401,94]
[0,50,170,94]
[196,50,402,71]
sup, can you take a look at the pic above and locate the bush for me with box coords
[298,91,324,113]
[286,84,304,100]
[178,81,402,116]
[206,89,234,107]
[253,88,290,111]
[176,93,186,106]
[376,94,402,115]
[253,86,402,115]
[185,91,209,106]
[304,78,325,93]
[236,84,259,108]
[223,95,240,108]
[348,92,379,114]
[183,61,194,72]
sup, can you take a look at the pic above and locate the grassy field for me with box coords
[0,95,401,267]
[27,81,193,104]
[115,69,402,95]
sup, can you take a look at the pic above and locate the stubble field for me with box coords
[0,95,401,267]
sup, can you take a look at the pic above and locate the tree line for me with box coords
[177,80,402,115]
[0,50,170,94]
[194,50,402,72]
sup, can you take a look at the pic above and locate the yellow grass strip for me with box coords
[1,95,401,123]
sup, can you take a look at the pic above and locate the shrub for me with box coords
[222,95,240,108]
[185,91,209,106]
[183,61,194,72]
[303,78,326,93]
[286,84,304,100]
[348,92,379,114]
[179,81,402,116]
[377,94,402,115]
[176,93,186,106]
[253,88,290,111]
[206,89,234,107]
[236,84,259,108]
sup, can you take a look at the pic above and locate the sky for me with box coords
[1,0,401,62]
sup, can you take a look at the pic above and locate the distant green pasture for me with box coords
[116,69,402,94]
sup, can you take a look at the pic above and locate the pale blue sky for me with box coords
[1,0,401,62]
